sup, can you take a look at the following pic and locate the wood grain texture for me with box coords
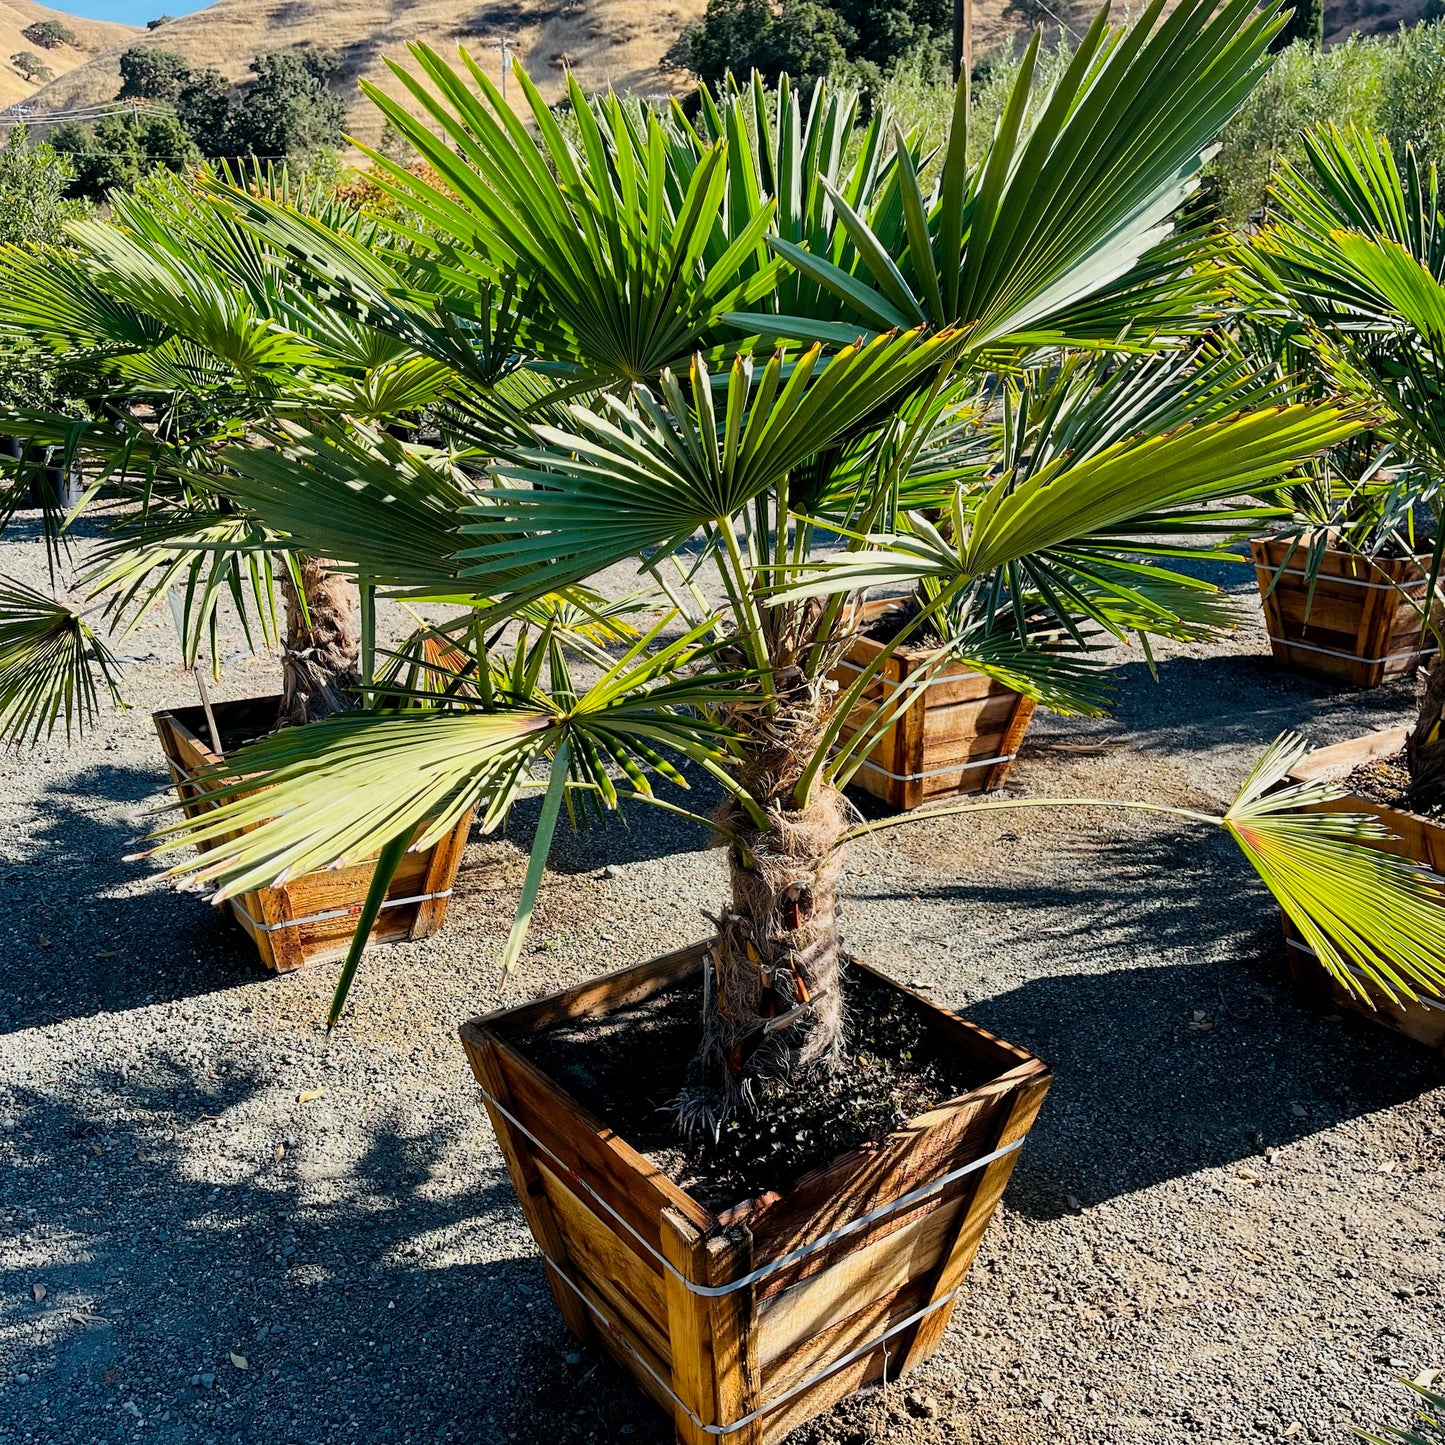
[153,697,472,971]
[831,599,1036,811]
[1250,535,1441,687]
[459,946,1050,1444]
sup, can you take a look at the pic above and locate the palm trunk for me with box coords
[1407,661,1445,805]
[279,558,360,727]
[682,786,849,1127]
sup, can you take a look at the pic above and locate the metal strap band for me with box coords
[475,1080,1024,1299]
[1253,561,1434,593]
[1270,636,1437,666]
[229,890,453,934]
[1284,937,1445,1011]
[856,753,1015,784]
[535,1236,967,1436]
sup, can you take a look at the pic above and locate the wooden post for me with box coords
[660,1208,717,1445]
[953,0,971,83]
[469,1037,594,1344]
[706,1230,762,1445]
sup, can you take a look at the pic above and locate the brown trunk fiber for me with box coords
[1407,662,1445,806]
[279,558,360,727]
[680,787,849,1129]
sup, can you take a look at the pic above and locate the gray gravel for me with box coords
[0,507,1441,1445]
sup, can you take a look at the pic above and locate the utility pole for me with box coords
[489,35,518,100]
[952,0,972,85]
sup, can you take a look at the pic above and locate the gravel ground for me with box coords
[1,506,1441,1445]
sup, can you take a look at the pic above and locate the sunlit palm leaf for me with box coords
[1225,734,1445,1004]
[0,576,124,745]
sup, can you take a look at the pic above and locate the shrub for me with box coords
[1381,19,1445,171]
[0,126,85,247]
[10,52,52,84]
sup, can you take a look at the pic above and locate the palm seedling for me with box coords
[58,0,1440,1128]
[1250,125,1445,801]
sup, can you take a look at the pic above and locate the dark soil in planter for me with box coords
[861,596,941,648]
[516,967,990,1212]
[1343,749,1445,821]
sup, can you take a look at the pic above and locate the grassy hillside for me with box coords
[0,0,136,110]
[18,0,1435,146]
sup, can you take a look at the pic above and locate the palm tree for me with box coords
[1250,126,1445,800]
[7,1,1445,1124]
[0,168,463,741]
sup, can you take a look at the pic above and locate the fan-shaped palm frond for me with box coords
[0,576,124,745]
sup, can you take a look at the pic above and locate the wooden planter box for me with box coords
[1283,727,1445,1053]
[1250,534,1440,687]
[832,600,1036,810]
[460,944,1051,1444]
[154,695,473,973]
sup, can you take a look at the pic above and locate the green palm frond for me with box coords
[460,330,961,609]
[140,616,752,899]
[730,0,1285,349]
[1225,734,1445,1005]
[355,50,781,384]
[0,576,124,745]
[1357,1383,1445,1445]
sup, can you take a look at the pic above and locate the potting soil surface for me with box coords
[516,969,991,1212]
[1343,748,1445,820]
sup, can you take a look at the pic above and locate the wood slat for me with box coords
[536,1157,671,1364]
[756,1194,964,1368]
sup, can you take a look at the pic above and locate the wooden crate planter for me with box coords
[460,944,1051,1444]
[154,695,473,972]
[832,600,1036,810]
[1282,726,1445,1053]
[1250,534,1441,688]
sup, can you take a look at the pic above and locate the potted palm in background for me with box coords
[1245,126,1445,1049]
[0,171,496,969]
[54,1,1445,1435]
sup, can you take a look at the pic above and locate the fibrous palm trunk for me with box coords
[682,784,850,1128]
[279,558,360,727]
[1407,660,1445,805]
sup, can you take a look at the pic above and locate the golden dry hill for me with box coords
[0,1,135,110]
[17,0,1435,147]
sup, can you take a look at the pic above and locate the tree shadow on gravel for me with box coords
[970,944,1443,1221]
[852,826,1443,1217]
[1,763,274,1036]
[0,1054,673,1445]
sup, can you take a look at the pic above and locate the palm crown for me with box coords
[2,0,1444,1115]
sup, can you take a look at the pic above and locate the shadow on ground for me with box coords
[1,763,272,1036]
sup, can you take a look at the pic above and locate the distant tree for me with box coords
[11,52,53,84]
[377,118,416,166]
[21,20,77,50]
[117,45,190,101]
[668,0,946,83]
[228,50,346,160]
[147,15,175,28]
[1276,0,1324,50]
[175,67,232,159]
[667,0,853,86]
[50,112,198,200]
[0,125,85,247]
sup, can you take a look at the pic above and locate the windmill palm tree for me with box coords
[1250,126,1445,800]
[6,0,1445,1124]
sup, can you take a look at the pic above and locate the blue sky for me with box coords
[49,0,210,24]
